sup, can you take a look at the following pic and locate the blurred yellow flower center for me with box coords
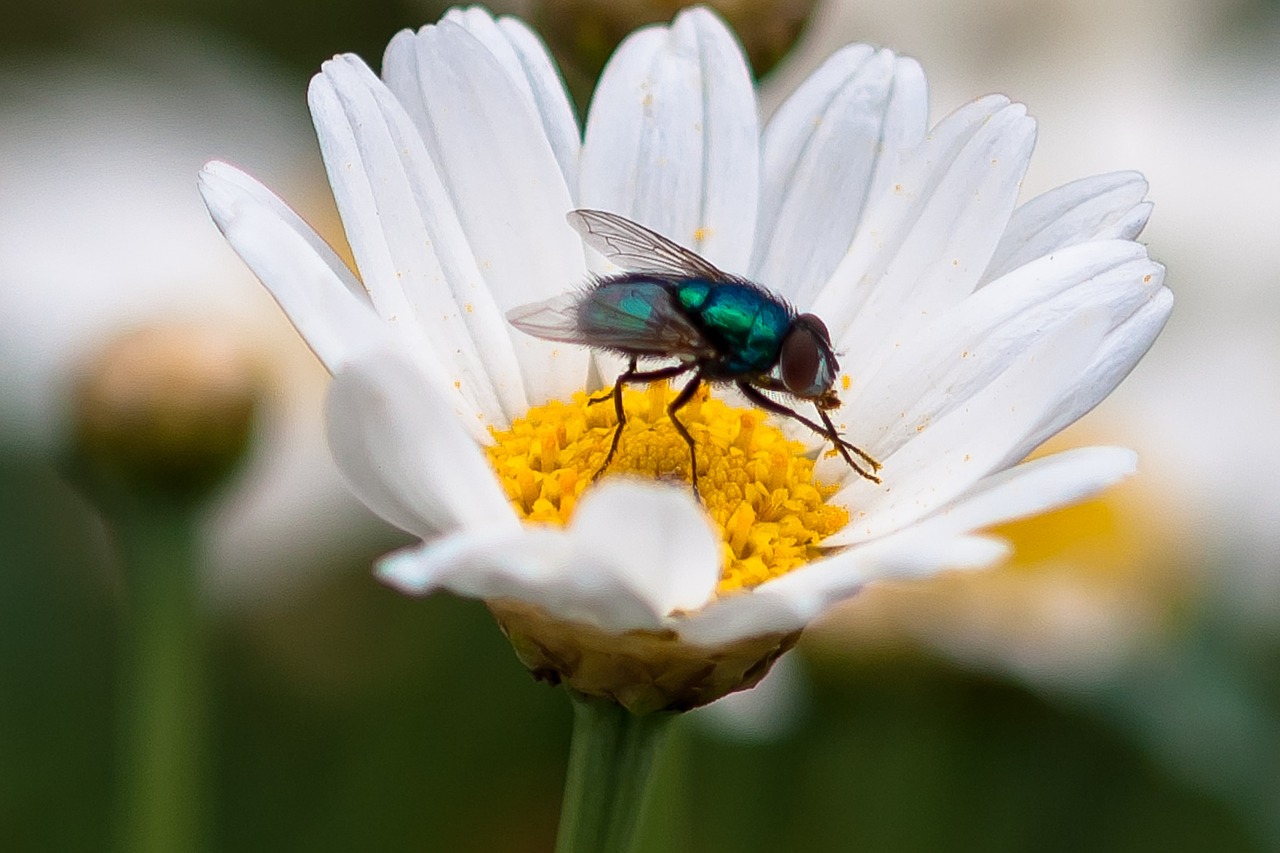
[484,382,849,593]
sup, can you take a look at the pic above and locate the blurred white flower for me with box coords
[0,26,377,599]
[201,5,1169,711]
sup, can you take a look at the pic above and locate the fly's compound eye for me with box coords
[780,315,837,399]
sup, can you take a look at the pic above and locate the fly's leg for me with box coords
[816,406,881,483]
[666,372,704,499]
[594,359,634,479]
[588,357,635,478]
[590,359,693,481]
[587,357,636,407]
[736,381,882,484]
[743,378,881,470]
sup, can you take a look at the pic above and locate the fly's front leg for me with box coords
[736,381,881,484]
[816,406,881,484]
[666,372,704,499]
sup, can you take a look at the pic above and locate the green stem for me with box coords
[114,504,205,853]
[554,692,676,853]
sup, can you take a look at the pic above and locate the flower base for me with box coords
[490,599,800,713]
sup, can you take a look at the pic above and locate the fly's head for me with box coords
[779,313,839,404]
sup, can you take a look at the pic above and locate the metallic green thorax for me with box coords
[675,280,790,374]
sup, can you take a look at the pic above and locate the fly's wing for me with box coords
[508,279,713,359]
[567,209,727,281]
[505,292,592,345]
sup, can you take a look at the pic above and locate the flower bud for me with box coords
[72,325,260,504]
[533,0,818,91]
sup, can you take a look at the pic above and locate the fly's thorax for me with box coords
[673,278,714,312]
[677,280,791,374]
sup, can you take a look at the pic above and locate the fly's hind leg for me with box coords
[589,358,693,481]
[587,356,636,408]
[588,357,635,478]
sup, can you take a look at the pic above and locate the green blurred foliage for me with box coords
[0,457,115,851]
[2,451,1272,852]
[670,653,1260,853]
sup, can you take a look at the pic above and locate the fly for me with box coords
[507,209,882,496]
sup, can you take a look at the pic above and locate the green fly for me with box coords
[507,209,881,494]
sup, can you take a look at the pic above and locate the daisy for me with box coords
[198,5,1171,714]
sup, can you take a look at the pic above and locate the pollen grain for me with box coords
[484,382,849,594]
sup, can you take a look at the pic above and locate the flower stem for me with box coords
[114,504,205,853]
[554,692,676,853]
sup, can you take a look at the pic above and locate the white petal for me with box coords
[752,45,928,305]
[307,62,419,327]
[916,446,1138,540]
[678,532,1008,646]
[569,479,722,615]
[326,348,517,539]
[579,6,759,273]
[493,17,583,191]
[381,20,589,404]
[197,161,384,373]
[840,240,1163,468]
[376,528,664,631]
[377,479,721,632]
[983,171,1152,284]
[198,161,371,309]
[766,531,1009,602]
[814,98,1037,374]
[1009,283,1173,464]
[824,309,1106,546]
[310,56,527,424]
[435,7,582,190]
[373,522,645,627]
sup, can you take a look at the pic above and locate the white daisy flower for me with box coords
[199,5,1171,712]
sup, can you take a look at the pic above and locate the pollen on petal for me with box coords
[484,382,849,595]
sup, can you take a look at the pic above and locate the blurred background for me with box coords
[2,0,1278,850]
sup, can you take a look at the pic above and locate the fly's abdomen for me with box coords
[575,276,708,357]
[578,279,670,337]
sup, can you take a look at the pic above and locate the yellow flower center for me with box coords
[484,382,849,594]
